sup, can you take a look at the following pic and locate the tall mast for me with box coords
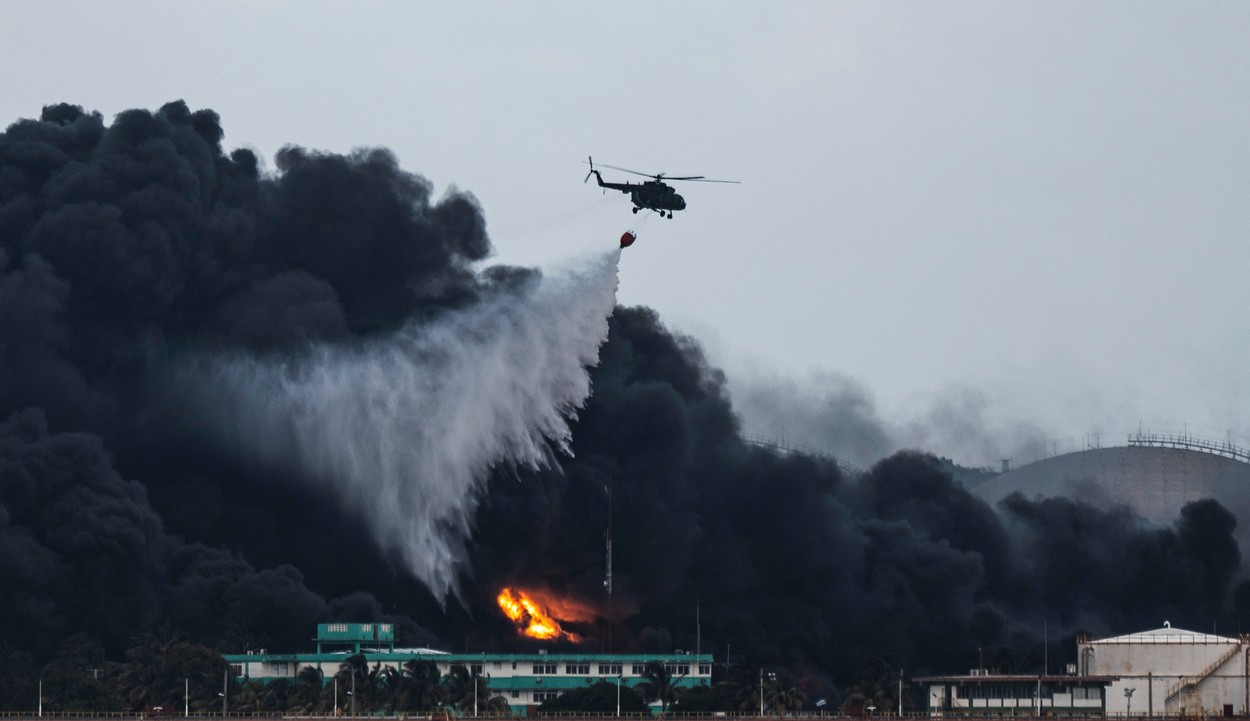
[605,477,613,653]
[696,601,701,658]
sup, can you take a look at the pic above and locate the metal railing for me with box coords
[1127,432,1250,465]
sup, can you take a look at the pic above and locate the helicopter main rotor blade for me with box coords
[589,161,657,178]
[584,159,740,184]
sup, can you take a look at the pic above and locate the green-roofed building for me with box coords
[223,624,712,716]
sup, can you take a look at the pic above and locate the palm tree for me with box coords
[764,670,808,713]
[442,664,473,711]
[401,659,444,712]
[0,645,39,713]
[114,633,170,710]
[840,657,898,716]
[291,666,325,713]
[258,679,291,712]
[39,634,117,711]
[376,665,402,713]
[336,653,385,714]
[231,679,266,713]
[638,661,681,713]
[483,694,512,715]
[114,632,224,712]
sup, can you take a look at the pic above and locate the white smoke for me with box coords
[180,250,621,600]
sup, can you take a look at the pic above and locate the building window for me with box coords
[493,662,502,669]
[229,664,243,677]
[511,691,519,699]
[263,662,290,677]
[599,664,622,675]
[698,665,711,675]
[471,664,483,676]
[533,663,557,675]
[566,664,590,675]
[665,664,690,676]
[631,664,646,675]
[534,691,560,702]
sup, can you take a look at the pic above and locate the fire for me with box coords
[496,587,583,642]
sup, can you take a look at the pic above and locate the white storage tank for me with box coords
[1079,623,1248,717]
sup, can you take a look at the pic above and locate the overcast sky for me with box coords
[3,2,1249,465]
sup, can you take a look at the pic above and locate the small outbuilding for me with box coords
[915,672,1116,716]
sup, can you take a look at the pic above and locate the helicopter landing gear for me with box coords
[631,207,639,214]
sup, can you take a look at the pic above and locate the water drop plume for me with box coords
[179,250,621,600]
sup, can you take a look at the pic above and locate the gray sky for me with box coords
[3,2,1249,465]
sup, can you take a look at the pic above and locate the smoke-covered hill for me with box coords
[2,103,1249,701]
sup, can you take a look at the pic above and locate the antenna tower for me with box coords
[605,477,614,653]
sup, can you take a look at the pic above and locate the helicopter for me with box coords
[584,156,738,218]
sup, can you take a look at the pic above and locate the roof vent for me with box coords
[1164,621,1171,628]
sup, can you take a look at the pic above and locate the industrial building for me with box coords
[914,672,1117,716]
[1079,623,1250,717]
[917,623,1250,717]
[223,623,712,715]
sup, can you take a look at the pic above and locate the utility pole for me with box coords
[605,478,614,654]
[222,667,229,715]
[1044,618,1049,675]
[696,601,701,659]
[38,678,42,718]
[759,668,764,717]
[184,677,189,717]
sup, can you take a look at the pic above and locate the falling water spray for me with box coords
[177,250,622,600]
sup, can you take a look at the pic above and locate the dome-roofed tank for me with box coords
[972,442,1250,548]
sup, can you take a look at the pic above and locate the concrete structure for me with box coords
[314,622,395,653]
[223,623,711,715]
[915,672,1116,717]
[1079,624,1250,717]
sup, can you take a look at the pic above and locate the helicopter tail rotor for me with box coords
[583,156,595,183]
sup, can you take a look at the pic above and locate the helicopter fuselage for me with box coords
[591,172,686,214]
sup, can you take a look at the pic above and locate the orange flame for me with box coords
[496,587,583,642]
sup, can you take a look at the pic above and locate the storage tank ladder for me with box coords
[1164,644,1241,702]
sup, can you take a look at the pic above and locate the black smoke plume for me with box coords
[466,309,1249,690]
[1,102,1247,705]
